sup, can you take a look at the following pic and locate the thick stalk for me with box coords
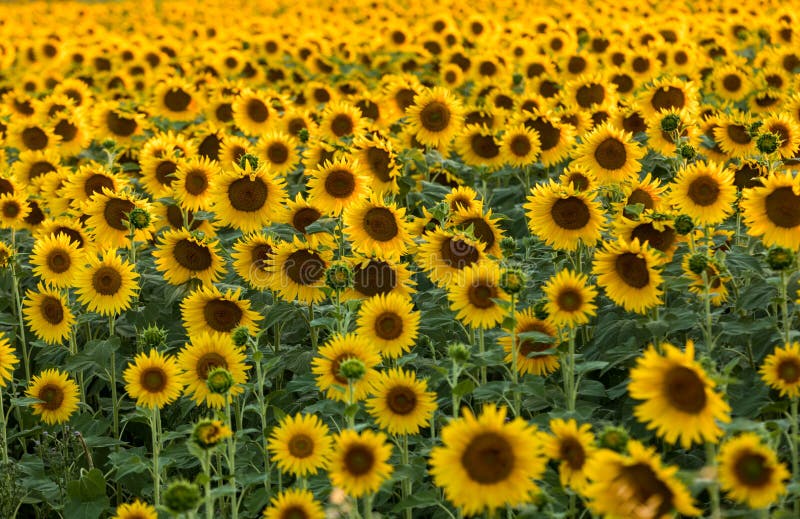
[152,406,161,506]
[702,271,714,353]
[0,385,7,464]
[10,251,30,382]
[509,295,520,417]
[792,398,799,516]
[780,271,792,345]
[562,327,577,412]
[705,442,721,519]
[225,398,238,519]
[477,328,486,385]
[363,494,373,519]
[204,451,214,519]
[401,435,411,519]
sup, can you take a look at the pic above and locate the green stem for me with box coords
[792,398,799,516]
[204,451,214,519]
[363,494,373,519]
[702,270,715,353]
[225,398,238,519]
[401,435,411,519]
[10,243,30,383]
[451,360,461,419]
[509,295,520,418]
[152,406,161,507]
[562,327,577,412]
[254,346,270,492]
[477,328,486,385]
[308,302,318,353]
[705,442,721,519]
[0,385,7,464]
[780,271,792,345]
[347,381,356,430]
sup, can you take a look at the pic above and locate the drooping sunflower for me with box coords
[669,161,736,226]
[262,489,325,519]
[268,413,333,477]
[573,124,644,185]
[26,369,80,425]
[0,335,19,387]
[211,161,287,233]
[30,232,84,288]
[153,229,225,286]
[177,332,249,408]
[499,309,560,376]
[306,157,371,216]
[173,156,219,212]
[367,368,437,436]
[429,404,547,516]
[267,237,332,304]
[83,188,153,250]
[356,293,419,359]
[499,124,540,167]
[760,342,800,398]
[74,251,139,316]
[329,429,393,498]
[583,440,700,518]
[718,433,790,509]
[23,283,74,345]
[231,233,277,290]
[180,285,260,338]
[592,238,664,314]
[311,333,381,403]
[406,87,464,148]
[255,131,300,175]
[524,180,604,251]
[344,198,411,260]
[741,171,800,249]
[416,228,486,286]
[0,193,30,230]
[112,500,158,519]
[543,270,598,327]
[541,418,596,492]
[123,349,184,409]
[448,262,509,330]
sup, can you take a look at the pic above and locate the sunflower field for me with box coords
[1,0,800,518]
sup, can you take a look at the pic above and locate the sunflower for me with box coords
[177,332,249,408]
[448,262,509,330]
[520,110,576,167]
[268,413,333,477]
[29,232,84,288]
[219,135,253,169]
[524,180,604,251]
[74,251,139,316]
[153,229,225,287]
[573,124,644,185]
[430,404,546,516]
[712,65,751,103]
[22,283,74,345]
[0,193,30,230]
[583,440,700,518]
[444,186,482,214]
[6,121,58,152]
[718,433,790,509]
[255,131,300,175]
[112,500,157,519]
[629,340,731,448]
[353,136,399,196]
[500,124,540,167]
[173,156,219,212]
[344,256,415,301]
[344,198,411,261]
[741,171,800,249]
[268,237,332,304]
[713,114,755,158]
[405,87,464,148]
[180,285,261,338]
[682,255,730,305]
[637,78,698,120]
[307,157,370,216]
[123,349,184,409]
[26,369,80,425]
[262,489,325,519]
[541,418,596,492]
[416,228,486,286]
[83,188,153,250]
[592,238,664,314]
[328,429,393,498]
[615,173,667,217]
[282,195,323,235]
[542,270,597,328]
[231,233,276,290]
[152,79,200,122]
[615,214,680,261]
[60,163,126,210]
[761,112,800,159]
[454,124,502,170]
[499,309,560,376]
[37,218,93,251]
[319,100,365,141]
[311,333,381,403]
[669,161,737,226]
[367,368,436,436]
[138,131,194,199]
[0,335,18,387]
[356,293,419,359]
[210,161,287,233]
[760,342,800,398]
[11,149,62,190]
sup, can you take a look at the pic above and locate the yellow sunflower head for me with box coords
[718,432,790,509]
[760,342,800,398]
[268,413,333,477]
[123,349,184,409]
[26,368,80,425]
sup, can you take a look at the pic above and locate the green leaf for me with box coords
[451,379,475,398]
[64,469,109,519]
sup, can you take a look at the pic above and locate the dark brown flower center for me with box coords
[173,239,213,271]
[266,142,289,165]
[280,506,309,519]
[155,160,177,186]
[778,359,800,383]
[215,103,233,123]
[291,207,321,233]
[458,217,495,251]
[614,252,650,289]
[419,101,451,132]
[330,114,354,138]
[440,237,480,270]
[54,120,78,142]
[39,384,65,410]
[726,124,752,145]
[287,433,314,458]
[365,147,392,182]
[386,385,417,415]
[527,118,561,151]
[92,266,122,295]
[22,127,48,150]
[228,176,268,212]
[324,169,356,198]
[84,174,114,198]
[556,288,583,312]
[203,299,243,332]
[509,134,533,157]
[631,223,676,253]
[622,111,646,133]
[199,134,221,160]
[103,198,135,231]
[467,282,497,309]
[106,111,137,137]
[344,444,375,476]
[164,88,191,112]
[765,186,800,228]
[140,367,168,393]
[734,452,772,488]
[353,260,396,296]
[246,98,269,123]
[394,88,416,111]
[363,207,399,242]
[627,188,655,211]
[722,74,742,92]
[375,311,403,340]
[687,175,720,206]
[40,295,65,325]
[184,169,209,195]
[46,249,71,273]
[470,133,500,159]
[650,86,685,112]
[250,243,273,271]
[197,352,227,379]
[551,196,590,230]
[663,366,707,413]
[559,437,586,470]
[285,250,325,285]
[576,83,605,108]
[54,227,84,248]
[2,201,20,218]
[616,463,674,518]
[519,322,553,356]
[461,432,514,484]
[594,137,627,170]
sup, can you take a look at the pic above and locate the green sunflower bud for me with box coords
[673,214,694,235]
[660,113,681,133]
[137,325,167,351]
[163,479,201,514]
[238,153,260,170]
[127,207,151,230]
[298,128,310,143]
[499,268,526,295]
[599,425,629,453]
[756,132,780,155]
[679,144,696,160]
[687,253,709,275]
[338,358,366,382]
[206,367,235,395]
[231,326,250,347]
[325,262,353,291]
[766,246,795,271]
[533,299,549,320]
[448,343,471,364]
[500,236,517,257]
